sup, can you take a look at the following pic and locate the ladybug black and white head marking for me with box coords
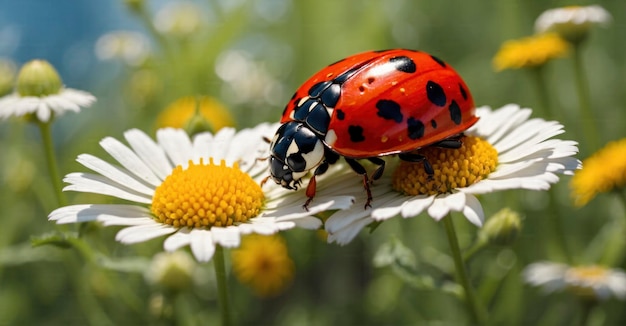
[269,121,325,190]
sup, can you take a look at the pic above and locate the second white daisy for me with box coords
[49,123,354,262]
[326,104,581,245]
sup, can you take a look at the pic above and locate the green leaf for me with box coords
[30,231,79,249]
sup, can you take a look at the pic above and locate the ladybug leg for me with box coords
[367,157,386,182]
[303,161,330,210]
[433,138,462,149]
[398,153,435,179]
[345,158,374,209]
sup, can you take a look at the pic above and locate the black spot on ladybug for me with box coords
[376,99,403,123]
[431,119,437,129]
[407,117,425,140]
[426,81,446,107]
[449,100,462,125]
[430,55,447,68]
[282,104,289,117]
[389,56,416,73]
[320,83,341,108]
[336,109,345,120]
[348,125,365,143]
[459,83,468,101]
[373,49,393,53]
[290,92,297,100]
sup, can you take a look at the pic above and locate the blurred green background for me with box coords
[0,0,625,324]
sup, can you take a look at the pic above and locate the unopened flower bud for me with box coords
[16,60,62,97]
[480,208,522,246]
[144,251,196,292]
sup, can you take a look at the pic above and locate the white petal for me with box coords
[163,228,192,252]
[125,129,173,180]
[268,195,355,221]
[327,216,374,245]
[401,196,434,218]
[63,172,152,204]
[292,216,323,229]
[157,128,194,168]
[204,127,236,161]
[325,206,373,234]
[427,197,452,221]
[462,194,484,227]
[76,154,154,196]
[189,229,216,262]
[441,191,466,212]
[210,226,242,248]
[100,136,162,186]
[115,224,176,244]
[371,196,407,221]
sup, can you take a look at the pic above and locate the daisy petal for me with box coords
[116,224,176,244]
[189,229,216,262]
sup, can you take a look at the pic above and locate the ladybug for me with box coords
[268,49,479,209]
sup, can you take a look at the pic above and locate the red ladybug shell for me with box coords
[281,49,478,158]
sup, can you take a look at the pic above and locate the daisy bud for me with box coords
[144,251,197,293]
[16,60,62,97]
[479,208,522,246]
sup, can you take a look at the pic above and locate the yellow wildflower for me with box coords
[493,33,569,71]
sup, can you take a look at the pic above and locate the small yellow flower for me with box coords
[571,138,626,206]
[156,96,235,133]
[493,33,569,71]
[231,234,295,297]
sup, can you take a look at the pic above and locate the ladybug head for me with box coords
[268,121,325,190]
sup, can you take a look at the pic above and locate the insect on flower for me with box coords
[267,49,478,208]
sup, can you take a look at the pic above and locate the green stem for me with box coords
[442,215,487,324]
[462,239,487,262]
[37,121,67,207]
[547,189,572,263]
[579,298,597,326]
[213,245,232,326]
[572,42,599,153]
[530,66,553,120]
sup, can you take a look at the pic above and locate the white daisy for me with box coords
[325,104,581,245]
[535,5,612,43]
[523,261,626,301]
[0,60,95,122]
[49,123,354,262]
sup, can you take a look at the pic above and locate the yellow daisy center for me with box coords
[570,138,626,207]
[231,234,294,297]
[565,265,610,298]
[151,159,264,228]
[392,136,498,196]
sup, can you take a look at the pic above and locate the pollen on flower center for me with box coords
[151,159,264,228]
[564,265,610,298]
[392,136,498,196]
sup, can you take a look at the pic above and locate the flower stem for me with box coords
[213,245,232,326]
[572,42,599,154]
[37,120,67,207]
[530,66,554,120]
[442,215,487,324]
